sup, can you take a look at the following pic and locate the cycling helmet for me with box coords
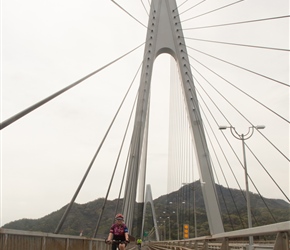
[115,213,124,220]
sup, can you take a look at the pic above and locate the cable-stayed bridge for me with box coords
[1,0,289,249]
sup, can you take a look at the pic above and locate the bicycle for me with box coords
[105,239,129,250]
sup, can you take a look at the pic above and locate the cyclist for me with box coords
[106,213,129,250]
[136,238,142,249]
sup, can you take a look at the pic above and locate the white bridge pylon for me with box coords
[123,0,224,235]
[142,184,160,241]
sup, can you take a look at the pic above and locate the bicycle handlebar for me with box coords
[105,239,130,244]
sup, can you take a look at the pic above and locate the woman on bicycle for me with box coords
[106,213,129,250]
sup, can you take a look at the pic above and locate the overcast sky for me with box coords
[1,0,289,227]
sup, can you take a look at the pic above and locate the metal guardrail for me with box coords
[145,221,290,250]
[0,228,110,250]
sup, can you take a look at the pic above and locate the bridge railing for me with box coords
[0,228,110,250]
[145,221,290,250]
[1,221,289,250]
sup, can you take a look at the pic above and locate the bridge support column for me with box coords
[274,231,289,250]
[141,184,160,241]
[123,0,224,235]
[41,236,46,250]
[220,237,229,250]
[193,240,198,250]
[201,240,208,250]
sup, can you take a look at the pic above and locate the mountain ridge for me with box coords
[3,181,289,238]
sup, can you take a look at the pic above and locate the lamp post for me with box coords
[169,201,180,240]
[219,125,265,249]
[163,220,166,240]
[167,216,171,240]
[159,217,165,241]
[172,210,176,239]
[193,184,197,238]
[159,225,162,241]
[163,211,173,240]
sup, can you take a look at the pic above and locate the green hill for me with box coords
[3,181,289,238]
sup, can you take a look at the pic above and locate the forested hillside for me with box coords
[3,182,289,238]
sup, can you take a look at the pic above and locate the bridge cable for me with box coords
[187,54,290,161]
[196,89,246,228]
[169,60,212,235]
[188,59,281,223]
[167,64,182,237]
[174,0,206,18]
[181,58,284,227]
[112,55,153,218]
[121,70,152,233]
[186,76,224,222]
[187,47,290,164]
[173,0,190,12]
[205,126,237,229]
[186,46,290,124]
[202,97,275,225]
[174,64,224,233]
[140,0,149,16]
[190,70,244,190]
[114,147,130,219]
[0,42,145,130]
[54,52,143,234]
[189,58,290,193]
[183,15,290,31]
[202,113,236,228]
[193,70,276,225]
[179,0,245,24]
[186,45,290,89]
[187,67,246,228]
[205,98,277,225]
[242,142,277,222]
[93,62,142,238]
[181,96,189,230]
[168,70,188,237]
[184,37,290,52]
[111,0,148,29]
[245,145,290,203]
[186,54,275,223]
[120,46,160,234]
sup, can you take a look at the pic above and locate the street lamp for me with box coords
[169,201,180,240]
[172,210,176,240]
[167,216,171,240]
[219,125,265,249]
[181,201,186,239]
[163,211,173,240]
[193,184,197,238]
[163,220,166,240]
[158,217,166,241]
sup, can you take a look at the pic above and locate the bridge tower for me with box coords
[123,0,224,235]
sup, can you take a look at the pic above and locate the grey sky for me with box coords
[1,0,289,227]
